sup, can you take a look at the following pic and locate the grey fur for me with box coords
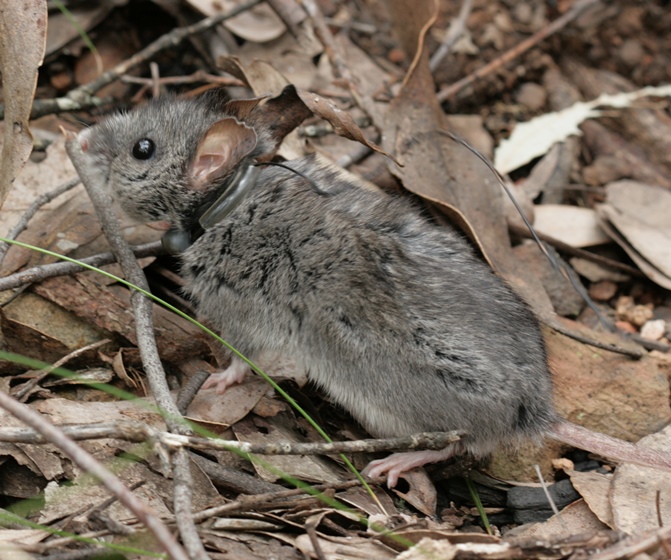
[79,94,560,459]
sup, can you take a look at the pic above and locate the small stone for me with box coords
[387,48,405,64]
[570,258,630,283]
[50,70,72,91]
[616,296,654,327]
[515,82,547,112]
[552,458,574,471]
[512,3,532,24]
[508,479,580,524]
[615,321,637,334]
[618,38,645,67]
[640,319,667,341]
[589,281,618,302]
[583,155,632,186]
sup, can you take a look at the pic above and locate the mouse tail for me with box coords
[549,421,671,471]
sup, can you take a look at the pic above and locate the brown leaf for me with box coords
[243,85,313,155]
[568,470,615,529]
[391,468,437,516]
[187,0,286,43]
[187,379,269,427]
[595,180,671,289]
[488,321,671,480]
[610,425,671,533]
[218,57,395,161]
[0,0,47,208]
[294,89,397,162]
[383,0,555,320]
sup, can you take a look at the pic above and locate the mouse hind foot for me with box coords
[363,443,463,488]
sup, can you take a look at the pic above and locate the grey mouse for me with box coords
[77,87,671,486]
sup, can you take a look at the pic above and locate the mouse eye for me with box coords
[132,138,155,160]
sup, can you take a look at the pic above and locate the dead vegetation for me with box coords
[1,0,671,558]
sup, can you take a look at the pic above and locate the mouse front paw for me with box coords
[201,355,250,393]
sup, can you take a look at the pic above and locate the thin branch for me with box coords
[0,391,189,560]
[173,448,209,560]
[121,70,245,88]
[65,135,205,558]
[437,0,599,102]
[429,0,473,71]
[67,0,261,102]
[299,0,369,113]
[0,177,80,265]
[0,0,264,120]
[192,479,364,521]
[0,421,464,455]
[13,338,111,402]
[0,241,162,293]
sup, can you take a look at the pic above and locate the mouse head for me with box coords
[78,86,311,231]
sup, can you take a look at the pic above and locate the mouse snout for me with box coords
[77,128,91,153]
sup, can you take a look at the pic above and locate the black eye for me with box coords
[132,138,155,160]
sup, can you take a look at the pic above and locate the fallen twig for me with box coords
[0,0,264,120]
[193,479,365,521]
[12,339,111,402]
[0,420,463,455]
[65,134,206,558]
[121,70,245,88]
[0,391,189,560]
[429,0,474,71]
[437,0,600,102]
[0,241,163,293]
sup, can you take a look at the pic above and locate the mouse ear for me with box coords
[189,118,258,190]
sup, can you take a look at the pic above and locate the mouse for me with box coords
[76,87,671,487]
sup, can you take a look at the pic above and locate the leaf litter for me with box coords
[1,0,671,558]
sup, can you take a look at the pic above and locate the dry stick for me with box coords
[0,177,80,264]
[190,453,284,496]
[13,338,111,402]
[589,526,671,560]
[437,0,599,102]
[149,62,161,100]
[64,137,207,560]
[0,391,189,560]
[122,71,245,88]
[508,223,643,278]
[0,0,263,121]
[429,0,473,72]
[0,422,463,455]
[172,447,205,560]
[299,0,369,113]
[0,241,162,293]
[192,479,364,522]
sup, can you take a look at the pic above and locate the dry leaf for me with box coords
[494,84,671,175]
[187,379,270,427]
[391,469,437,517]
[0,134,78,234]
[219,56,394,161]
[295,533,397,559]
[595,180,671,288]
[532,205,610,248]
[232,416,342,484]
[516,499,609,539]
[187,0,286,42]
[0,0,47,208]
[45,2,120,55]
[610,425,671,533]
[567,470,614,528]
